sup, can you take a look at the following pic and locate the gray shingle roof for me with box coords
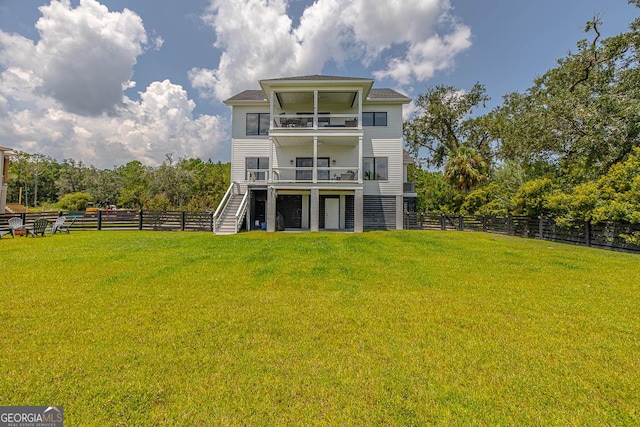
[224,90,267,103]
[261,74,372,82]
[368,88,410,101]
[225,88,410,103]
[403,150,415,164]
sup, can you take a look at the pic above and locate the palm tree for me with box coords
[444,146,488,193]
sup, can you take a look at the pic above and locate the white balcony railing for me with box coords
[271,167,359,183]
[246,169,269,182]
[273,114,359,129]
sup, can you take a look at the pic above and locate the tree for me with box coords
[407,164,456,212]
[117,161,151,209]
[444,146,487,193]
[56,159,87,197]
[493,4,640,183]
[404,83,491,168]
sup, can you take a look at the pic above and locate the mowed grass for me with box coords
[1,230,639,425]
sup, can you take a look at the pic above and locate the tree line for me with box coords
[405,1,640,243]
[6,153,230,212]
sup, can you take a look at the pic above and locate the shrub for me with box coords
[512,178,557,216]
[57,192,93,211]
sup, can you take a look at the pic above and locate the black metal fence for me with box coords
[0,210,214,234]
[404,212,640,253]
[3,210,639,253]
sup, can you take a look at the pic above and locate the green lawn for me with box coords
[1,230,638,425]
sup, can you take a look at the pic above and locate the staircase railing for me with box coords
[213,182,235,233]
[234,192,249,233]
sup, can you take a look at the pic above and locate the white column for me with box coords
[358,136,363,183]
[396,195,404,230]
[268,137,274,183]
[339,194,346,230]
[246,191,252,231]
[267,187,276,232]
[270,90,274,130]
[302,194,310,229]
[310,188,319,232]
[354,189,363,233]
[314,90,318,129]
[313,135,318,183]
[358,89,363,128]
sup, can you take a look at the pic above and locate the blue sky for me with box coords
[0,0,637,168]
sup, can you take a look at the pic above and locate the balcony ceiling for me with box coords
[276,91,357,108]
[273,135,359,147]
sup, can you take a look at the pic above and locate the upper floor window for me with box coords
[246,113,270,135]
[363,157,388,180]
[363,112,387,126]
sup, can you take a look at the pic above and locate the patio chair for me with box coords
[26,218,49,238]
[8,217,26,237]
[49,216,72,235]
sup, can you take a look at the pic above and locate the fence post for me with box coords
[440,214,446,231]
[507,215,513,235]
[459,215,464,231]
[482,215,487,232]
[585,221,592,247]
[538,215,544,239]
[97,209,102,231]
[210,212,214,232]
[138,210,143,230]
[181,211,186,231]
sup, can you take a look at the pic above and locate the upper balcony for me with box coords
[260,76,373,139]
[273,114,359,130]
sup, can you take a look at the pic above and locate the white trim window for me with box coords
[363,157,388,180]
[246,113,270,135]
[362,112,387,126]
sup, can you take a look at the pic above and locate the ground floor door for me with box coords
[276,195,303,228]
[324,198,340,229]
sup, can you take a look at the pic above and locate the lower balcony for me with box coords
[245,167,360,184]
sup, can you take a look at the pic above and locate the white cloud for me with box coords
[0,80,228,168]
[0,1,228,168]
[0,0,150,115]
[191,0,302,100]
[374,23,472,85]
[192,0,472,101]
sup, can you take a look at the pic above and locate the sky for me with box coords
[0,0,637,169]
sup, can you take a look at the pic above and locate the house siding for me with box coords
[231,138,271,193]
[362,139,403,197]
[361,103,404,199]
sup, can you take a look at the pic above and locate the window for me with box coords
[363,157,388,180]
[295,157,330,181]
[246,113,270,135]
[362,112,387,126]
[246,157,269,180]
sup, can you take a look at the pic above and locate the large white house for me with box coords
[215,75,415,234]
